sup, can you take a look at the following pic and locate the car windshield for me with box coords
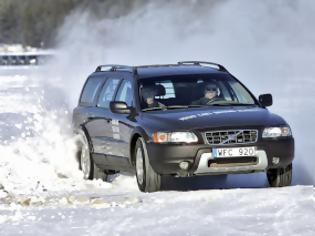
[138,75,257,111]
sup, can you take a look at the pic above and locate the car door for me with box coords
[84,77,121,155]
[110,79,136,159]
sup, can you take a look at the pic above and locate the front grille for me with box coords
[205,129,258,145]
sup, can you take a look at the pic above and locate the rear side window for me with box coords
[97,78,121,108]
[115,80,133,106]
[80,77,104,105]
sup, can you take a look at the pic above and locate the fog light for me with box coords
[179,161,189,170]
[272,157,280,165]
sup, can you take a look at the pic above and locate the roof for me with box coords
[93,61,229,78]
[136,65,226,78]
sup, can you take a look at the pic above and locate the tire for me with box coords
[78,131,107,181]
[135,138,161,192]
[267,163,292,187]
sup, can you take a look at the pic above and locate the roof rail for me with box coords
[95,64,136,73]
[177,61,227,72]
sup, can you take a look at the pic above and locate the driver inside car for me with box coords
[142,86,165,108]
[191,82,220,105]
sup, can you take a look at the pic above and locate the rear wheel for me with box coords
[135,138,161,192]
[79,132,107,181]
[267,163,292,187]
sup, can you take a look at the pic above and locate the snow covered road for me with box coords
[1,186,314,236]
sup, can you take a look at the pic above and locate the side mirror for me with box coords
[259,94,273,107]
[110,101,132,114]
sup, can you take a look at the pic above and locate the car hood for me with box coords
[140,106,286,131]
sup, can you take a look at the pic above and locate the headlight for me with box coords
[262,126,292,138]
[152,132,198,143]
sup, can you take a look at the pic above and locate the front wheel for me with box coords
[78,132,107,181]
[135,138,161,192]
[267,163,292,187]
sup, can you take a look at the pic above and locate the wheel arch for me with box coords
[129,127,150,166]
[75,125,93,166]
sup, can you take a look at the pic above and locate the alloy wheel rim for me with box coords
[136,147,144,185]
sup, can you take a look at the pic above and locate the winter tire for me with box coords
[267,163,292,187]
[78,131,107,181]
[135,137,161,192]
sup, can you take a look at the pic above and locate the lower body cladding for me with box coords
[146,138,294,176]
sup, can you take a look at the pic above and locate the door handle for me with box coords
[87,116,95,121]
[86,116,100,121]
[85,116,111,123]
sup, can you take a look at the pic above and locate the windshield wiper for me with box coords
[188,104,209,108]
[142,105,189,112]
[165,105,189,109]
[210,103,256,106]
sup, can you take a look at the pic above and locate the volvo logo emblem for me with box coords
[220,131,243,144]
[227,134,237,141]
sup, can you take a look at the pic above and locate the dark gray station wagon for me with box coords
[73,61,294,192]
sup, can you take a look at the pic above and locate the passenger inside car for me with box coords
[191,82,220,105]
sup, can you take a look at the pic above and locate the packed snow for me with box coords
[1,186,314,236]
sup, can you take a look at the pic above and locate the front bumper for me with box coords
[146,137,294,176]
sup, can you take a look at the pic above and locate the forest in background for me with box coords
[0,0,144,48]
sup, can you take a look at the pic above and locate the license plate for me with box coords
[212,147,256,158]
